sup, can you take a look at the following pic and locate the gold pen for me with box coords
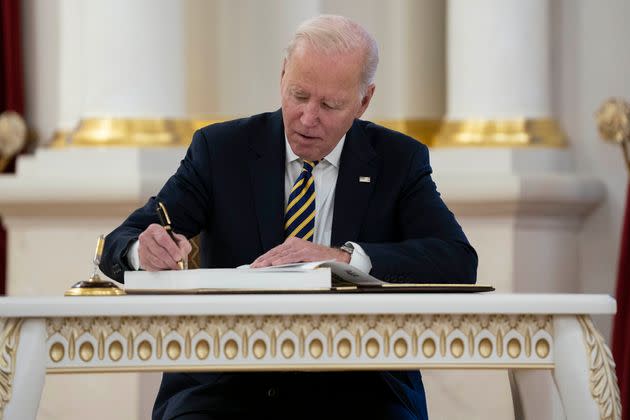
[156,201,185,270]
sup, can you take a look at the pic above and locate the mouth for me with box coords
[295,131,320,141]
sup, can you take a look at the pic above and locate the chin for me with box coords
[289,140,319,160]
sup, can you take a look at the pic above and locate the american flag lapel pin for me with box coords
[359,176,371,183]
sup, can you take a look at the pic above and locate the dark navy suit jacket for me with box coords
[100,110,478,419]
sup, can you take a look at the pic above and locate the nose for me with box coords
[300,101,319,128]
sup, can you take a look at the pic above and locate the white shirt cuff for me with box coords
[127,240,141,270]
[345,241,372,274]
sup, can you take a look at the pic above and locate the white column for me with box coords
[76,0,186,119]
[23,0,187,144]
[447,0,551,119]
[322,0,445,121]
[188,0,320,117]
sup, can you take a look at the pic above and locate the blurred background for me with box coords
[1,0,628,418]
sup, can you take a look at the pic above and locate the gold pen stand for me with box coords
[65,235,125,296]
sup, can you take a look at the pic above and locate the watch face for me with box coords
[341,244,354,255]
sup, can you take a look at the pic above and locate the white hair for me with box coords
[285,15,379,96]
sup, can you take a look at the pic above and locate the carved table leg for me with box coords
[2,318,47,420]
[552,315,621,420]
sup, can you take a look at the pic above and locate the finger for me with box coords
[139,225,182,270]
[140,237,180,271]
[139,241,171,271]
[174,233,192,256]
[251,243,289,267]
[268,242,328,266]
[252,241,302,267]
[141,249,172,271]
[150,225,185,262]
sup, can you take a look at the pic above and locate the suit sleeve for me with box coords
[99,129,214,282]
[358,144,478,284]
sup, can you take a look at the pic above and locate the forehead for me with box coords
[284,44,363,98]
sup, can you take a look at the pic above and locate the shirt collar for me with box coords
[284,134,346,168]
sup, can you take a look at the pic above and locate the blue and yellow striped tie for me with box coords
[284,160,318,241]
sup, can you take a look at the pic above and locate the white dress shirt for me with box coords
[284,135,372,273]
[128,135,372,273]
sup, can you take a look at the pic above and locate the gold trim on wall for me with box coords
[375,119,441,147]
[433,118,567,147]
[54,118,224,148]
[49,118,441,148]
[48,117,566,149]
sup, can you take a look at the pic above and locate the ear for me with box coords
[280,58,287,82]
[355,84,375,118]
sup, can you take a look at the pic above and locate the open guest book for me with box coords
[124,261,494,294]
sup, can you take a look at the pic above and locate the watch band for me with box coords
[340,243,354,256]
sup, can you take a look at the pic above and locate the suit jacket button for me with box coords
[267,387,279,398]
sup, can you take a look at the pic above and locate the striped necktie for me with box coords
[284,160,318,241]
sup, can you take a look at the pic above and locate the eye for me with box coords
[322,102,337,110]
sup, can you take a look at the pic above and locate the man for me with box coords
[101,15,477,420]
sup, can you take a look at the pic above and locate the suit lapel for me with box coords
[331,120,380,247]
[248,110,286,252]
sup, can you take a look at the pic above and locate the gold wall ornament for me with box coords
[0,318,23,416]
[577,315,622,420]
[375,119,441,147]
[62,118,224,148]
[433,118,567,148]
[54,117,439,148]
[0,111,27,172]
[595,98,630,172]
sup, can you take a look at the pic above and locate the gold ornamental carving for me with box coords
[0,111,27,172]
[51,117,439,149]
[1,318,24,417]
[595,98,630,172]
[433,118,566,148]
[45,314,553,372]
[577,315,622,420]
[66,118,222,148]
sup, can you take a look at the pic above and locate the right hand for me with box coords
[138,223,192,271]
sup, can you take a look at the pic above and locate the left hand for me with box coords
[250,237,350,268]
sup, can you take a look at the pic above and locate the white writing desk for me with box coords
[0,293,620,419]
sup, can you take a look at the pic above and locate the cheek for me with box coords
[282,100,300,118]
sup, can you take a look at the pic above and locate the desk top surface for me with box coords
[0,293,615,317]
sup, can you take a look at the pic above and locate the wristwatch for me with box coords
[340,243,354,257]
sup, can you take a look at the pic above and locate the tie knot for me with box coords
[302,160,318,173]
